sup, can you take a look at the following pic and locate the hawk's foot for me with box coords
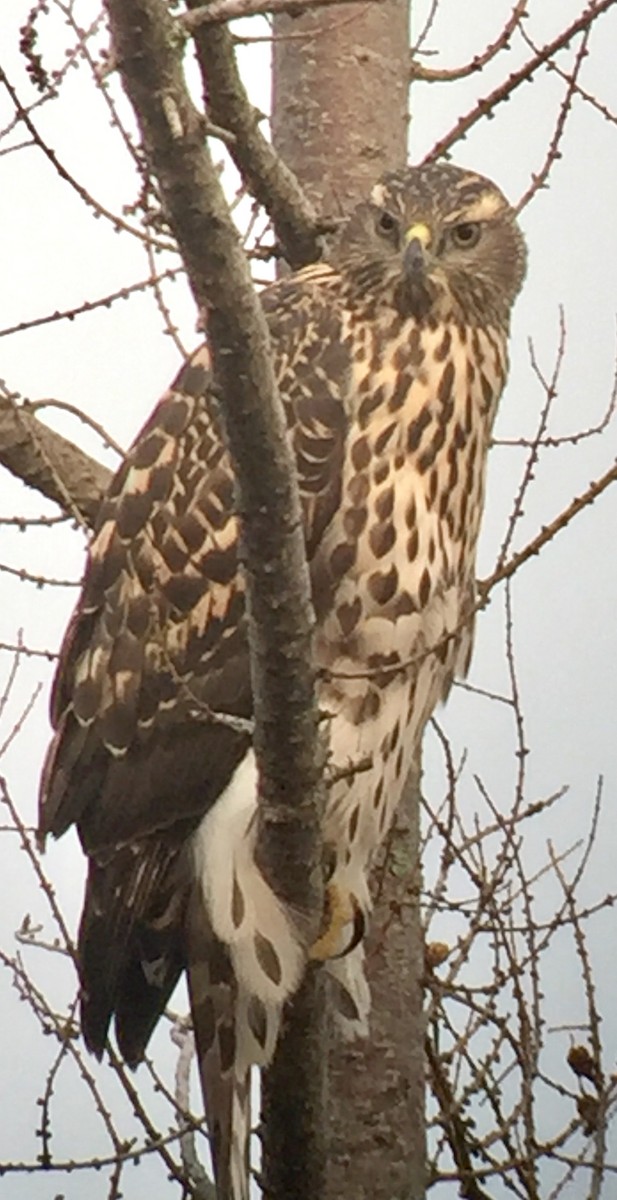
[309,883,365,961]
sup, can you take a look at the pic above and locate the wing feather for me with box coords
[39,267,350,1061]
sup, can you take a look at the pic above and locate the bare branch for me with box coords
[105,0,324,924]
[411,0,527,83]
[170,1023,217,1199]
[495,311,568,572]
[183,0,385,28]
[0,65,174,251]
[425,0,616,164]
[482,457,617,595]
[516,25,592,212]
[0,267,184,342]
[101,20,327,1197]
[0,385,111,527]
[185,2,331,267]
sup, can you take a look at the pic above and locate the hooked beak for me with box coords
[397,221,434,318]
[403,221,431,279]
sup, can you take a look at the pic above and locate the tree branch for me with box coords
[481,457,617,596]
[0,389,110,528]
[184,0,385,28]
[410,0,527,83]
[425,0,616,163]
[102,8,327,1195]
[104,0,324,962]
[185,0,330,268]
[0,64,174,251]
[261,969,328,1199]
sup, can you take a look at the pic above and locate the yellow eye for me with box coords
[451,221,481,248]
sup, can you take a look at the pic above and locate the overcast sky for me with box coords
[1,1,616,1196]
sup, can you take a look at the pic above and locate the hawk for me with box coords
[39,162,526,1199]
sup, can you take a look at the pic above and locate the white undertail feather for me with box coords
[192,752,311,1200]
[191,755,374,1200]
[193,751,306,1019]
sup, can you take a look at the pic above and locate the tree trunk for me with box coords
[326,770,426,1200]
[266,6,426,1198]
[271,0,410,213]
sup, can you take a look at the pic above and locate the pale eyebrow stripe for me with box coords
[444,191,505,225]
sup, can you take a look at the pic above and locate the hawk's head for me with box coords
[333,161,527,328]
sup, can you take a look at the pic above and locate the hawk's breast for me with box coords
[313,315,507,868]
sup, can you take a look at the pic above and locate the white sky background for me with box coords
[0,0,616,1196]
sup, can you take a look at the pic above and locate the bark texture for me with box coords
[0,394,111,527]
[271,0,410,213]
[327,773,426,1200]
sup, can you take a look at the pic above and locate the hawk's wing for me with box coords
[39,264,350,1061]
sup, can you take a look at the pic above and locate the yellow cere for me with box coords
[405,222,432,247]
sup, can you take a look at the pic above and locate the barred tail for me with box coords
[186,894,251,1200]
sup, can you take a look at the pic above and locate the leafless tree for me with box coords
[1,2,616,1198]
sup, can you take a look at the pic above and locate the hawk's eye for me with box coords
[376,210,399,239]
[451,221,481,249]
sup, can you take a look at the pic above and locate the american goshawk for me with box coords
[39,161,527,1200]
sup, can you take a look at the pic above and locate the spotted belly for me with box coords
[316,570,470,907]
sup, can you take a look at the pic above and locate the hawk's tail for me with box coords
[187,900,252,1200]
[187,888,298,1200]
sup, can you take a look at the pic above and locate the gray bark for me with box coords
[0,394,110,527]
[260,968,328,1199]
[327,771,426,1200]
[271,0,410,213]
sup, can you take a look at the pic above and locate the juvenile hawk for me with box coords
[39,162,526,1199]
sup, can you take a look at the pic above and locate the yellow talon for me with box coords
[309,883,365,961]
